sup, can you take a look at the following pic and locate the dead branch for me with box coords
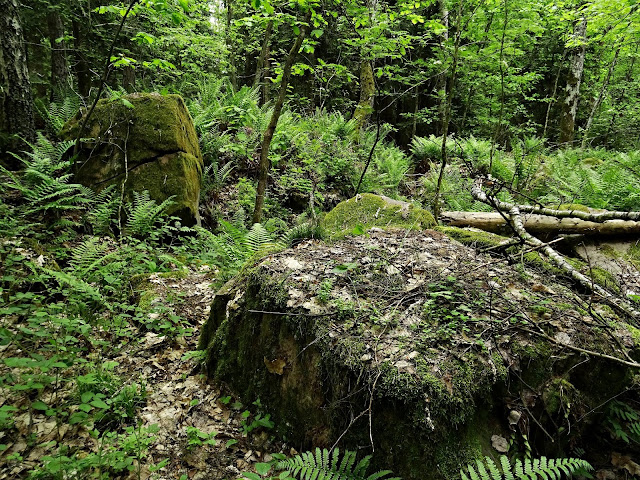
[471,177,640,321]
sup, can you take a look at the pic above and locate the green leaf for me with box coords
[81,392,93,403]
[90,399,109,409]
[32,401,48,411]
[178,0,189,12]
[255,463,271,475]
[121,99,134,109]
[242,473,261,480]
[293,25,300,35]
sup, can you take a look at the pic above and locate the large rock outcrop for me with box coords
[62,93,203,225]
[199,228,640,479]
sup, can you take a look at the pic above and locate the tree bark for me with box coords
[47,9,70,97]
[559,15,587,146]
[123,65,136,92]
[72,18,91,98]
[253,20,273,105]
[252,12,310,224]
[353,60,375,133]
[580,45,620,149]
[225,0,237,92]
[0,0,35,154]
[441,211,640,236]
[435,0,449,136]
[433,0,463,219]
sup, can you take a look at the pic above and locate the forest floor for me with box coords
[0,265,287,480]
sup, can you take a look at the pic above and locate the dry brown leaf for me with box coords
[611,452,640,475]
[264,356,286,375]
[491,434,509,453]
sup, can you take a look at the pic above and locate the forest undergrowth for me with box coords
[1,85,640,479]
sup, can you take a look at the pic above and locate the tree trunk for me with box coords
[605,46,636,145]
[0,0,35,155]
[225,0,237,91]
[433,0,463,219]
[123,65,136,92]
[252,13,310,224]
[353,60,375,133]
[559,15,587,146]
[542,52,565,141]
[72,19,91,98]
[47,9,70,97]
[253,20,273,105]
[435,0,449,136]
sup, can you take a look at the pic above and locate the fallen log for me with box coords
[440,211,640,235]
[469,176,640,320]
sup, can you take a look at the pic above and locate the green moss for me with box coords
[138,290,158,312]
[626,324,640,346]
[321,193,435,238]
[61,93,203,225]
[436,226,511,249]
[158,269,190,279]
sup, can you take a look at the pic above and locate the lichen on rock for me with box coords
[61,93,203,225]
[199,229,639,479]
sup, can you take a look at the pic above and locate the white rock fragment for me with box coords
[282,257,304,270]
[491,434,509,453]
[554,331,572,345]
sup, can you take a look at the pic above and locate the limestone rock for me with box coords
[61,93,203,225]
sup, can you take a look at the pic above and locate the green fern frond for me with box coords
[460,456,592,480]
[245,223,277,254]
[123,191,175,237]
[274,448,400,480]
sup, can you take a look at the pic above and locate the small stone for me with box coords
[491,434,509,453]
[507,410,521,425]
[554,332,571,345]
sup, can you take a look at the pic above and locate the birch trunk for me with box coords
[559,16,587,145]
[0,0,35,154]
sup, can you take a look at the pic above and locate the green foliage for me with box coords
[35,92,82,135]
[605,400,640,444]
[123,190,176,239]
[1,134,92,218]
[244,448,400,480]
[459,455,593,480]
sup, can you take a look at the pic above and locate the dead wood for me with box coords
[470,177,640,321]
[440,211,640,236]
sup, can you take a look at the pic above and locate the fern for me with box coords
[85,185,119,235]
[1,134,93,217]
[460,455,592,480]
[272,448,400,480]
[122,191,175,238]
[606,400,640,443]
[35,91,82,134]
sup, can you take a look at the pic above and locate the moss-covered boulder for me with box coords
[199,229,639,479]
[321,193,435,238]
[61,93,203,225]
